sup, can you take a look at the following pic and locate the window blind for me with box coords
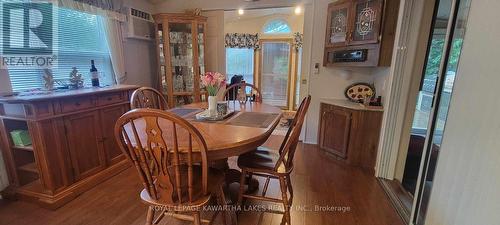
[226,48,254,85]
[7,5,115,91]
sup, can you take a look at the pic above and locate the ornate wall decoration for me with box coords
[293,32,304,50]
[224,33,260,49]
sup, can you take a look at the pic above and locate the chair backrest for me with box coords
[131,87,168,110]
[223,83,262,103]
[275,95,311,172]
[114,109,209,205]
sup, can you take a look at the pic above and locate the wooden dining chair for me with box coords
[237,95,311,225]
[223,83,262,103]
[114,109,227,225]
[131,87,168,110]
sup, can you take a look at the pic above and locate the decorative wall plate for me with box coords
[344,82,376,102]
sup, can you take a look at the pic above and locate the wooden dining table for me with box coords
[167,101,283,160]
[169,101,283,199]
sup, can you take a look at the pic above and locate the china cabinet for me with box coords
[323,0,400,67]
[153,13,208,108]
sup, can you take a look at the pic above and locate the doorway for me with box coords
[259,39,293,108]
[223,7,304,110]
[394,0,471,224]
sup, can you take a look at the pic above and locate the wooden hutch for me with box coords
[0,85,137,209]
[324,0,400,67]
[153,13,208,108]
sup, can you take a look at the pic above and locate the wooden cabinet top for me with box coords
[321,98,383,112]
[0,85,138,104]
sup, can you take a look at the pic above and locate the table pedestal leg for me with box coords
[211,159,260,198]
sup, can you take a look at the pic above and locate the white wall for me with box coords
[425,0,500,224]
[203,10,226,74]
[122,39,156,86]
[121,0,157,87]
[0,69,12,92]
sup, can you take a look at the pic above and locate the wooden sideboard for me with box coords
[0,85,137,209]
[318,99,383,174]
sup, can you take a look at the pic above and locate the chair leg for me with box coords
[193,211,202,225]
[279,176,291,225]
[237,169,247,207]
[286,174,294,203]
[217,185,228,225]
[145,206,155,225]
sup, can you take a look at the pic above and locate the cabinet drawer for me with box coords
[59,97,95,113]
[97,92,126,106]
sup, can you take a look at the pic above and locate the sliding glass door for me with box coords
[407,0,471,224]
[259,40,292,108]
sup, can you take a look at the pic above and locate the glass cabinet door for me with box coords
[326,2,351,47]
[157,24,167,96]
[197,23,206,100]
[169,22,194,94]
[351,0,382,45]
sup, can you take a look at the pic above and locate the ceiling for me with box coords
[224,7,295,22]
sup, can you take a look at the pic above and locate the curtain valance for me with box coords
[58,0,126,21]
[293,32,303,50]
[225,33,260,49]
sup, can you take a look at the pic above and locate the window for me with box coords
[8,7,114,91]
[226,48,254,85]
[263,19,291,34]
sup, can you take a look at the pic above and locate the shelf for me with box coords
[18,162,39,174]
[12,145,34,152]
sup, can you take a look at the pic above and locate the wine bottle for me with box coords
[90,60,100,87]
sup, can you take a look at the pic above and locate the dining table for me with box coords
[168,101,282,184]
[170,101,282,159]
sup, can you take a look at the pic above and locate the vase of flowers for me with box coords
[201,72,226,116]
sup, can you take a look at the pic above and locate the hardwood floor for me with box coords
[0,136,403,225]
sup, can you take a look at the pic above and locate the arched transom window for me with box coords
[263,19,291,34]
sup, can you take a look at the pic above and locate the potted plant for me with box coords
[201,72,226,116]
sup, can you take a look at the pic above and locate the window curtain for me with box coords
[225,33,260,49]
[103,18,126,84]
[58,0,126,84]
[293,32,304,51]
